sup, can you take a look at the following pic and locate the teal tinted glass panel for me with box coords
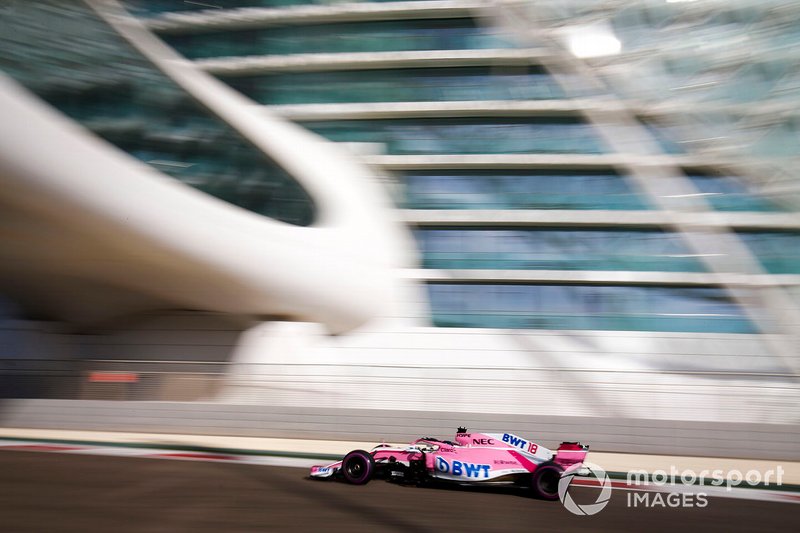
[125,0,429,16]
[739,232,800,274]
[750,119,800,158]
[688,174,786,212]
[400,170,649,210]
[643,123,685,155]
[161,19,514,59]
[0,2,315,226]
[428,284,756,333]
[301,118,606,155]
[222,67,564,105]
[416,229,705,272]
[125,1,324,15]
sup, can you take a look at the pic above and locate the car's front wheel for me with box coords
[531,463,564,500]
[341,450,375,485]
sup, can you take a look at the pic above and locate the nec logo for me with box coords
[436,457,490,478]
[472,438,495,446]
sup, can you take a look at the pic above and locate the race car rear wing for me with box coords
[554,441,589,467]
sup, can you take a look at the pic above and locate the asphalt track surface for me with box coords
[1,451,798,532]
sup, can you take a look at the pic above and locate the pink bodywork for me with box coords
[310,430,588,482]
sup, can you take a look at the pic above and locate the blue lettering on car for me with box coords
[437,458,490,478]
[502,433,528,449]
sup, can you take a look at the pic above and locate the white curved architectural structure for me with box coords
[0,1,416,335]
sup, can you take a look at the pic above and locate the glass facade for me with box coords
[399,170,784,212]
[575,1,800,186]
[750,118,800,158]
[221,67,564,105]
[0,1,315,226]
[688,173,787,212]
[10,0,800,333]
[415,228,706,272]
[401,170,650,210]
[606,5,798,93]
[739,232,800,274]
[428,284,756,333]
[162,19,514,59]
[301,118,607,155]
[125,0,427,16]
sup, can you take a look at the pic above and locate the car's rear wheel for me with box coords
[341,450,375,485]
[531,463,563,500]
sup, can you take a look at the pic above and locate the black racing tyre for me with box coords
[341,450,375,485]
[531,463,564,501]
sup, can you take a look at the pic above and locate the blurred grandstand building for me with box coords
[1,0,799,457]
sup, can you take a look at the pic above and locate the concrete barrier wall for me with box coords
[1,399,797,460]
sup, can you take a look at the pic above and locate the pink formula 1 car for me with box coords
[309,427,589,500]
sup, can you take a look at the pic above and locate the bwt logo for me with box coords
[502,433,528,449]
[436,457,490,478]
[502,433,538,453]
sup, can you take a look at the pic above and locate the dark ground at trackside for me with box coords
[0,451,797,532]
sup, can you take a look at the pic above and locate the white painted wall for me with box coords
[221,319,799,425]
